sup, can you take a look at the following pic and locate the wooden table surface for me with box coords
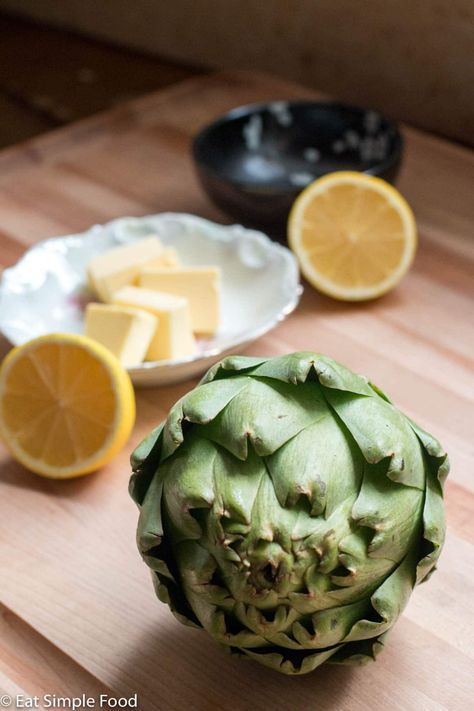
[0,71,473,711]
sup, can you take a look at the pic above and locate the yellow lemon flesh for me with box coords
[288,171,417,301]
[0,333,135,478]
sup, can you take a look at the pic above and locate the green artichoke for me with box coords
[130,352,448,675]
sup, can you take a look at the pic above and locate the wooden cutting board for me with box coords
[0,71,473,711]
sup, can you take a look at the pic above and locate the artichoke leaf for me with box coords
[151,572,202,629]
[289,582,383,614]
[234,602,299,640]
[239,644,343,675]
[408,420,448,582]
[329,631,389,665]
[350,460,424,561]
[408,417,449,479]
[219,559,281,610]
[291,599,371,649]
[344,545,418,643]
[416,453,448,583]
[244,468,299,555]
[129,423,164,506]
[162,437,218,540]
[324,388,426,488]
[368,382,392,402]
[174,541,239,629]
[210,623,269,648]
[200,377,327,460]
[182,377,252,423]
[137,473,177,582]
[289,583,377,613]
[181,583,268,648]
[211,465,310,600]
[249,352,319,385]
[161,377,251,460]
[137,474,165,555]
[294,494,359,572]
[210,445,266,533]
[176,542,235,610]
[200,355,268,384]
[265,408,363,519]
[130,423,163,471]
[250,352,375,397]
[335,528,396,590]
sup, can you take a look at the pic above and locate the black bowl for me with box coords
[193,100,403,231]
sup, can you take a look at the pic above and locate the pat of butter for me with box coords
[112,286,196,361]
[88,236,168,302]
[84,303,157,367]
[139,266,221,335]
[147,247,181,269]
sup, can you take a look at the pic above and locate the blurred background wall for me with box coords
[1,0,472,145]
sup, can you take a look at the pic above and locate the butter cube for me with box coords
[146,247,181,269]
[112,286,196,361]
[139,266,220,335]
[87,237,167,302]
[84,303,157,367]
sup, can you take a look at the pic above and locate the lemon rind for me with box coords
[288,171,417,301]
[0,333,135,479]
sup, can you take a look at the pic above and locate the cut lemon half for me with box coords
[0,333,135,479]
[288,171,417,300]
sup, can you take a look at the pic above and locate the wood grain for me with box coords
[0,71,473,711]
[0,603,111,703]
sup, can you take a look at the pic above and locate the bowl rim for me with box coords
[192,99,403,190]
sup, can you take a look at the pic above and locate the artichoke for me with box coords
[130,352,448,675]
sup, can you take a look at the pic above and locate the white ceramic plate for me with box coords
[0,214,301,386]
